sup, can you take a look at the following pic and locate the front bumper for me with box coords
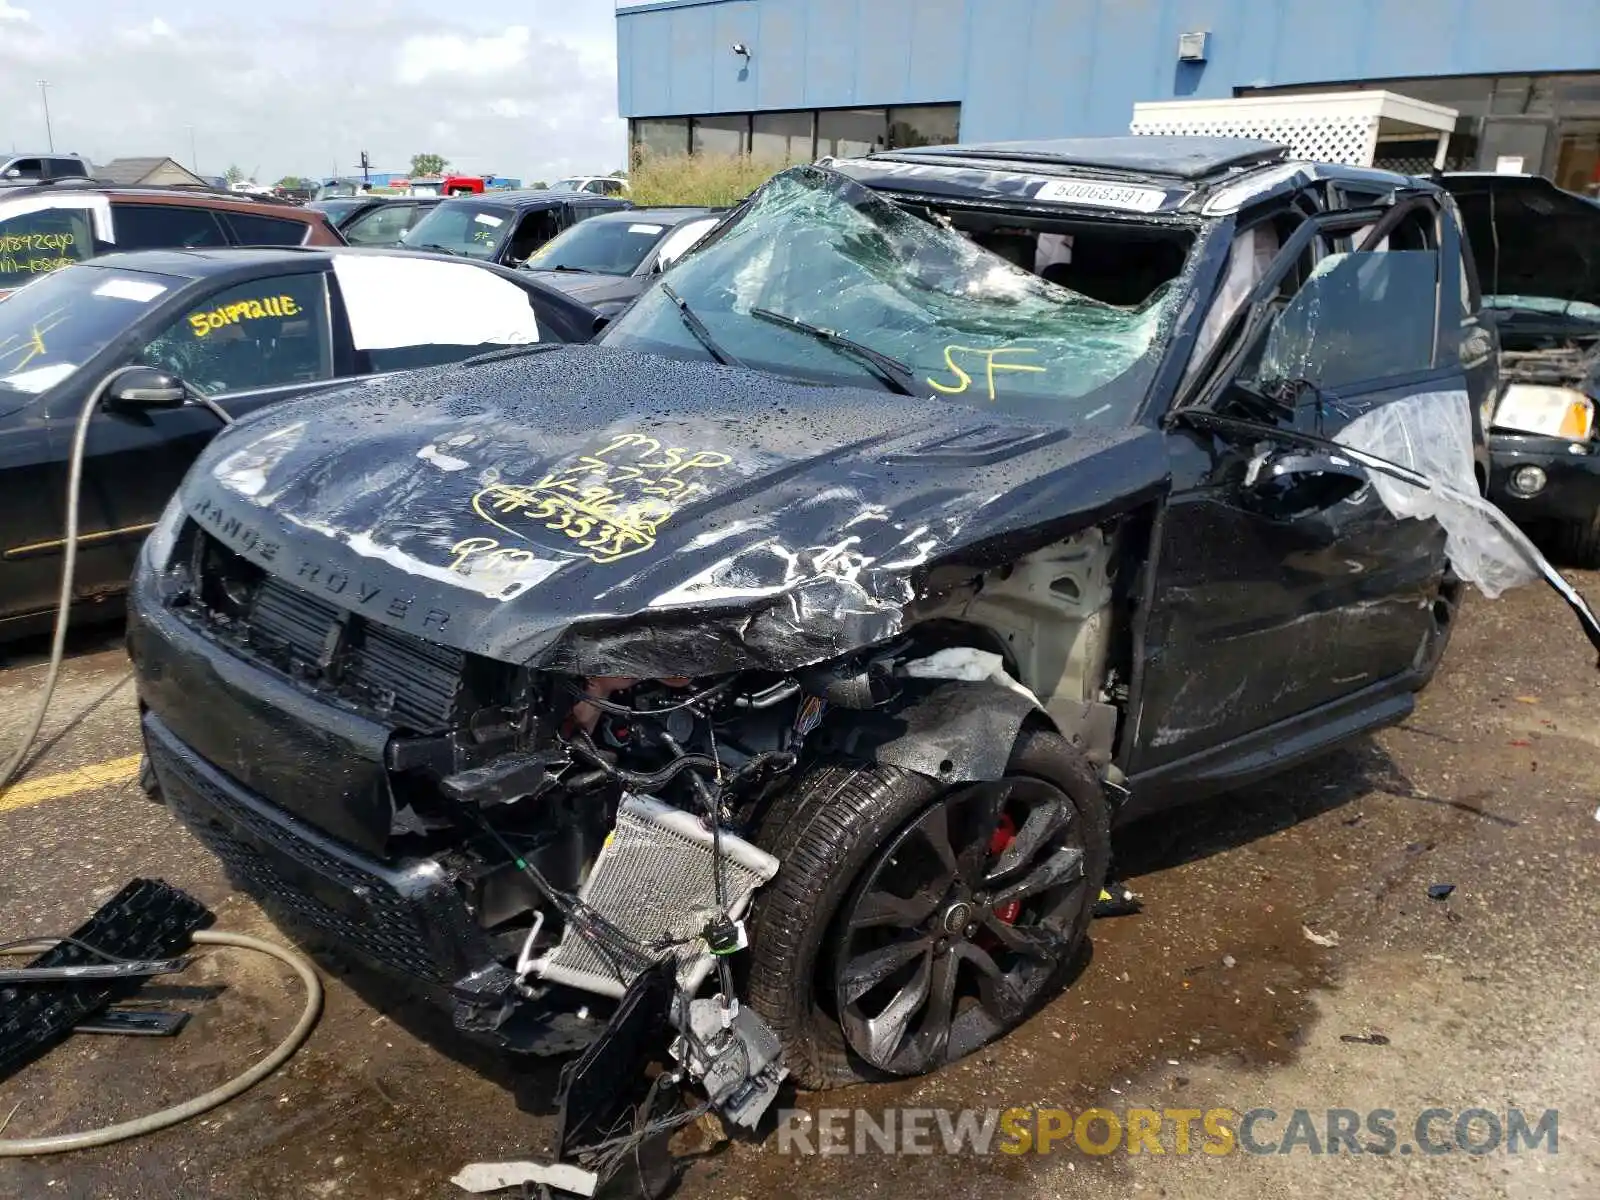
[127,564,512,1010]
[1487,433,1600,524]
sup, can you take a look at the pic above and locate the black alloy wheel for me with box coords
[832,776,1090,1076]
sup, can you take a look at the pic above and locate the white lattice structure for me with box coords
[1131,91,1458,168]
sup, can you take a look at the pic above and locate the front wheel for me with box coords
[745,726,1110,1088]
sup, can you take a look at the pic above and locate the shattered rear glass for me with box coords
[599,165,1182,425]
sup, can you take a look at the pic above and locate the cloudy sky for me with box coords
[0,0,628,185]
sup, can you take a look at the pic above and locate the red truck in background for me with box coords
[406,174,499,196]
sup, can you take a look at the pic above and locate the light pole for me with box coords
[187,125,198,173]
[38,80,53,152]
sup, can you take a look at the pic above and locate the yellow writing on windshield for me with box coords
[928,345,1047,400]
[0,231,80,279]
[188,294,301,338]
[469,432,734,564]
[0,307,68,373]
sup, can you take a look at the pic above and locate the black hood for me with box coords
[525,269,644,310]
[179,345,1167,674]
[1444,174,1600,309]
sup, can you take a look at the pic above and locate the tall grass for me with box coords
[628,151,790,207]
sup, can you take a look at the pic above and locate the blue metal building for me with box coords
[616,0,1600,191]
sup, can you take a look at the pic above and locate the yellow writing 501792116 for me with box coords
[188,294,301,338]
[928,345,1047,400]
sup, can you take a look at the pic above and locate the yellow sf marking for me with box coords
[927,345,1047,401]
[0,754,141,813]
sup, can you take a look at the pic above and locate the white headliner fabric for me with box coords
[331,254,539,351]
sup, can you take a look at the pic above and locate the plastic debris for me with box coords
[1427,883,1456,901]
[1302,926,1340,948]
[451,1161,599,1196]
[1222,954,1237,969]
[1339,1033,1391,1046]
[1093,882,1142,918]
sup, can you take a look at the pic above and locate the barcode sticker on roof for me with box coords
[1032,180,1168,212]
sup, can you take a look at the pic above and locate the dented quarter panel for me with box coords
[176,343,1171,674]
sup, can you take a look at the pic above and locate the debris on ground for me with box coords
[1427,883,1457,900]
[1222,954,1237,969]
[1301,925,1340,948]
[1093,882,1142,918]
[1339,1033,1392,1046]
[450,1160,599,1196]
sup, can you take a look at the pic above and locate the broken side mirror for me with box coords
[1242,449,1369,519]
[103,367,189,411]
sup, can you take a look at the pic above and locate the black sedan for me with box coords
[306,196,443,247]
[521,206,725,316]
[0,246,597,637]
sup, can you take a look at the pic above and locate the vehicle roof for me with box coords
[0,179,324,215]
[578,206,717,224]
[868,136,1289,182]
[437,188,632,209]
[836,136,1432,217]
[79,244,568,280]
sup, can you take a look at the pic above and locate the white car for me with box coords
[549,175,629,197]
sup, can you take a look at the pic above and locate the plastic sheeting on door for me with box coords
[330,254,539,351]
[1333,390,1536,598]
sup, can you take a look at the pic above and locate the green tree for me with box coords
[609,168,628,178]
[530,180,548,190]
[224,163,245,186]
[410,153,448,177]
[275,175,310,190]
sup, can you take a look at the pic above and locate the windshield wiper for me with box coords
[661,283,745,368]
[750,307,918,396]
[413,242,463,257]
[551,265,592,273]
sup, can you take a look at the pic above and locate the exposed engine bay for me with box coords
[148,517,1129,1138]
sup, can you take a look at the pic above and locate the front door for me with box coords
[71,269,341,595]
[1129,196,1459,773]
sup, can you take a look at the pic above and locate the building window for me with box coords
[631,103,959,163]
[887,105,960,149]
[817,109,888,159]
[691,115,750,156]
[752,111,815,162]
[635,118,690,157]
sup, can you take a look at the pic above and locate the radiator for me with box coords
[533,793,779,999]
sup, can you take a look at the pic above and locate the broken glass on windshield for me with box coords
[599,165,1184,424]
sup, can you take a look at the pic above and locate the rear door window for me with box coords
[0,205,97,291]
[221,210,313,246]
[138,272,333,396]
[110,203,229,250]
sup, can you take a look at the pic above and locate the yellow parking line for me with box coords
[0,754,142,814]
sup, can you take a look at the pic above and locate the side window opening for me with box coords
[139,273,333,395]
[1239,204,1441,399]
[506,209,561,262]
[2,158,44,181]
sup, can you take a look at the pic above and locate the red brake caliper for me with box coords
[988,814,1021,925]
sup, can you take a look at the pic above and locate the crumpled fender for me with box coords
[830,677,1044,783]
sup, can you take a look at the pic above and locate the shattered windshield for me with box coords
[598,165,1182,424]
[0,265,180,398]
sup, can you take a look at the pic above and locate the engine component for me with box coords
[531,794,779,999]
[672,998,787,1129]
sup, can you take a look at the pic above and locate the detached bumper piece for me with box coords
[0,878,212,1082]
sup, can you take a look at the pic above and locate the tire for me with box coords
[138,752,163,802]
[744,726,1110,1089]
[1557,510,1600,570]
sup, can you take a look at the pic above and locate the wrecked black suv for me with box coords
[130,138,1514,1133]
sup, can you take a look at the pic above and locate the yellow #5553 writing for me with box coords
[189,295,301,338]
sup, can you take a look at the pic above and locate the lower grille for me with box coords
[148,724,447,984]
[199,545,468,731]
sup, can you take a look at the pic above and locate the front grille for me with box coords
[193,537,468,731]
[150,727,448,984]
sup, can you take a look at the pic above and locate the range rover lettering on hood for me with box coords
[182,345,1170,672]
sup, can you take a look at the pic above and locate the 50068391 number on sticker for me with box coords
[468,432,734,564]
